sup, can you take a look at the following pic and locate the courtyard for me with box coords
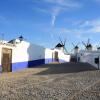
[0,62,100,100]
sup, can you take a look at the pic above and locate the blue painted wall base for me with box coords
[12,59,45,72]
[0,58,66,72]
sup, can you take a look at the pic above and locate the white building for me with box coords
[77,50,100,69]
[71,41,100,69]
[0,37,70,72]
[45,48,70,63]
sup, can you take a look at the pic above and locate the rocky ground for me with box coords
[0,63,100,100]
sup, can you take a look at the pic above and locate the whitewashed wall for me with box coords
[0,41,45,72]
[0,41,70,65]
[78,51,100,69]
[12,41,45,63]
[45,48,70,63]
[45,48,53,63]
[11,41,45,71]
[54,49,70,62]
[0,41,70,72]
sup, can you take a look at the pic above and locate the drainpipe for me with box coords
[98,56,100,70]
[76,53,78,62]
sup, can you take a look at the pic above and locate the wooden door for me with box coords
[54,51,59,62]
[2,48,12,72]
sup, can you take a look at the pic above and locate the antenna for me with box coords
[1,33,4,42]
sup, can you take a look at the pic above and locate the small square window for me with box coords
[94,58,99,64]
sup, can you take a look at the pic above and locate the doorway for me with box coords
[54,51,59,62]
[1,48,12,72]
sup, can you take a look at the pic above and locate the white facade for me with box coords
[0,40,70,72]
[45,48,70,63]
[77,50,100,69]
[12,41,45,64]
[0,41,45,72]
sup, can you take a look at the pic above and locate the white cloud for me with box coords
[78,18,100,33]
[43,0,80,8]
[89,26,100,33]
[51,15,56,26]
[49,18,100,40]
[33,0,81,26]
[68,18,100,36]
[79,21,91,28]
[51,5,62,26]
[49,0,81,26]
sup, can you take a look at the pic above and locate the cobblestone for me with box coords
[0,69,100,100]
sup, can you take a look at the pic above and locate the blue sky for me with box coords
[0,0,100,51]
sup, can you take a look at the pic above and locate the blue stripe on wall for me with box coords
[45,58,66,64]
[11,58,67,72]
[12,59,45,72]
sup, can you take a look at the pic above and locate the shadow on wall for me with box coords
[27,43,45,68]
[35,62,97,75]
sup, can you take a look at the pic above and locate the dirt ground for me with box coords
[0,62,100,100]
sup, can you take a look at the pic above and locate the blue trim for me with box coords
[45,58,66,64]
[1,58,67,72]
[45,58,53,64]
[12,59,45,72]
[28,59,45,67]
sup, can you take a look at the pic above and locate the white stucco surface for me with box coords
[78,50,100,69]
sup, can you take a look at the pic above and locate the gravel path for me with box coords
[0,63,100,100]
